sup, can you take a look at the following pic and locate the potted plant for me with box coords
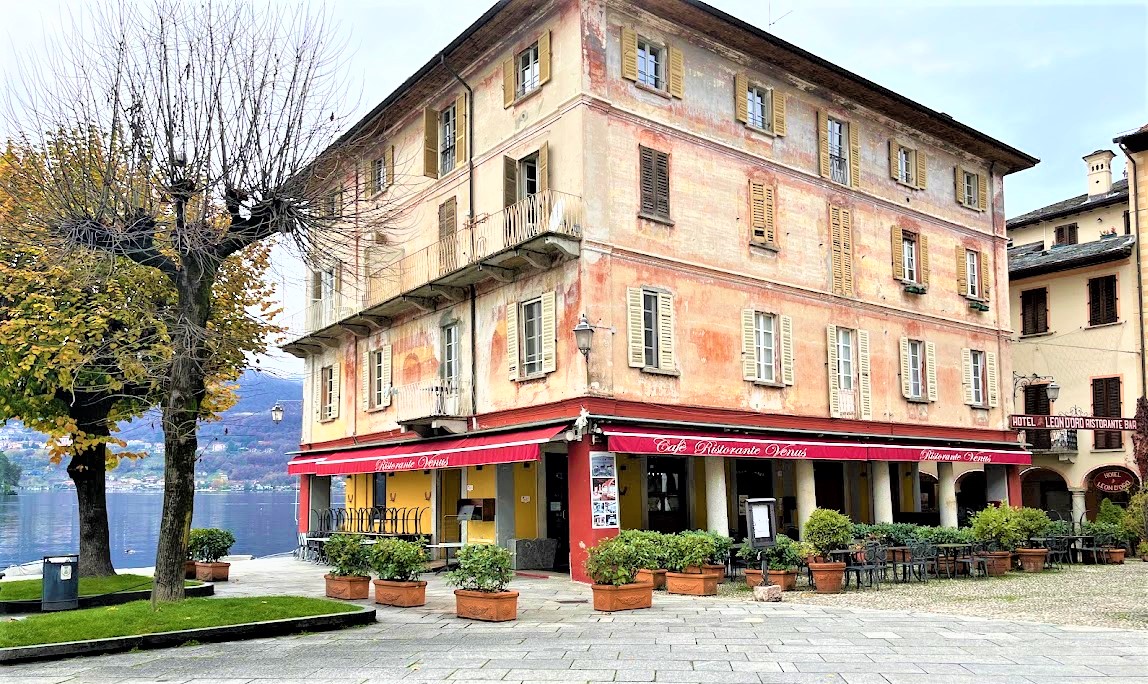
[1014,507,1052,572]
[1084,521,1128,564]
[446,543,518,621]
[188,528,235,582]
[583,536,653,612]
[370,537,428,607]
[621,530,668,589]
[969,506,1021,575]
[323,534,372,599]
[664,533,718,596]
[684,530,732,580]
[1137,541,1148,563]
[736,540,764,587]
[761,535,803,591]
[803,508,852,593]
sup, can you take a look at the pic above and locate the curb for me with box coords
[0,604,376,664]
[0,584,215,615]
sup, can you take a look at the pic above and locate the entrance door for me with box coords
[647,456,690,533]
[735,460,774,539]
[544,452,569,571]
[813,461,846,513]
[439,469,463,544]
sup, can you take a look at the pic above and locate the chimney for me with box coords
[1083,149,1116,196]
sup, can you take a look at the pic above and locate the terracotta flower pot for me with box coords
[373,579,427,607]
[888,548,909,563]
[744,569,764,588]
[1016,548,1047,573]
[591,582,653,611]
[324,574,370,600]
[454,589,519,622]
[665,571,718,596]
[983,551,1012,576]
[807,561,846,594]
[1103,548,1126,564]
[703,564,727,581]
[767,569,798,591]
[194,561,230,582]
[184,560,198,579]
[634,568,666,590]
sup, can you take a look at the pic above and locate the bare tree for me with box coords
[3,0,392,601]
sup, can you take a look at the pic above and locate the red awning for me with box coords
[288,425,566,476]
[604,428,1029,465]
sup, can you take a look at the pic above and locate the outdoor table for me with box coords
[934,543,973,579]
[427,542,464,571]
[885,546,911,581]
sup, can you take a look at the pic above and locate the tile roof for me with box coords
[1007,179,1128,230]
[1008,234,1135,280]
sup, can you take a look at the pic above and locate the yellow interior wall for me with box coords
[899,464,914,512]
[344,474,372,511]
[692,458,707,530]
[465,466,497,544]
[618,455,644,530]
[858,463,871,523]
[514,462,538,539]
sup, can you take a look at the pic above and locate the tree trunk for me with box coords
[66,410,117,578]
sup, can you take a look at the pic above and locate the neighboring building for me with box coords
[1007,134,1147,523]
[285,0,1036,580]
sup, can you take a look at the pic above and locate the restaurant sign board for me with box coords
[1093,469,1136,493]
[1008,414,1137,431]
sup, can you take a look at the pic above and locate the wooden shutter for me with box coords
[361,348,371,411]
[503,156,518,208]
[780,315,794,386]
[954,166,964,206]
[817,110,830,178]
[1093,378,1123,449]
[1088,278,1101,325]
[639,146,656,215]
[668,46,684,98]
[384,146,395,191]
[980,251,991,302]
[986,351,999,408]
[749,181,766,243]
[503,57,516,107]
[888,140,899,180]
[627,287,644,368]
[763,186,776,244]
[423,108,438,178]
[538,141,549,193]
[925,342,938,402]
[899,337,912,398]
[621,26,638,81]
[438,197,457,238]
[858,329,872,420]
[890,225,904,280]
[830,205,844,295]
[329,362,341,419]
[840,208,854,296]
[538,30,551,86]
[310,357,321,419]
[741,309,757,381]
[827,325,840,418]
[506,302,520,380]
[977,172,988,211]
[365,158,377,196]
[734,72,748,123]
[919,234,930,287]
[657,291,675,370]
[771,91,786,136]
[655,150,670,217]
[915,150,927,189]
[961,348,974,405]
[848,122,861,188]
[380,345,393,408]
[955,245,968,295]
[454,94,467,161]
[541,290,556,374]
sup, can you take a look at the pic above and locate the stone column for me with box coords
[872,461,894,523]
[796,459,817,539]
[910,463,922,513]
[938,463,957,528]
[705,457,730,536]
[1071,488,1088,530]
[495,463,517,548]
[984,464,1009,504]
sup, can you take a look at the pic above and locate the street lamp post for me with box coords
[269,399,303,425]
[1012,372,1059,403]
[571,314,612,389]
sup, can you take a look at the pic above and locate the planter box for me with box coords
[1016,548,1047,573]
[591,582,653,612]
[372,579,427,607]
[634,568,666,590]
[185,561,198,579]
[194,562,230,582]
[324,574,370,600]
[767,569,797,591]
[703,564,727,582]
[454,589,519,622]
[744,569,764,588]
[665,571,718,596]
[983,551,1012,576]
[1103,548,1126,564]
[807,561,846,594]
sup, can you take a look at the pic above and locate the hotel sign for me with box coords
[1009,414,1137,431]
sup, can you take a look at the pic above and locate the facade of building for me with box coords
[1007,129,1148,523]
[285,0,1036,581]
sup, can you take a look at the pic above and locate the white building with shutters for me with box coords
[284,0,1037,581]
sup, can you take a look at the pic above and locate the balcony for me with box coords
[1023,429,1077,455]
[829,154,849,185]
[391,379,473,434]
[285,190,582,354]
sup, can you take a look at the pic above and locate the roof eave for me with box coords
[1006,191,1129,231]
[1009,244,1134,280]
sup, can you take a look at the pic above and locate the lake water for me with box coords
[0,490,342,571]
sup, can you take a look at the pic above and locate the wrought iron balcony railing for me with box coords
[391,378,473,424]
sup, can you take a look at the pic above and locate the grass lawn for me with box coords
[0,574,200,602]
[0,596,360,648]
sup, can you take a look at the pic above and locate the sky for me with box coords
[3,0,1145,379]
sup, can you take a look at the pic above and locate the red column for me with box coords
[567,438,618,583]
[1006,465,1023,507]
[298,475,311,533]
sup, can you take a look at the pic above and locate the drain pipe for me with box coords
[440,54,479,418]
[1118,144,1146,397]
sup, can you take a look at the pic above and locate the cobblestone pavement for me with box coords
[3,557,1147,683]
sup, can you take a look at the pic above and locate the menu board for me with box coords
[589,452,620,529]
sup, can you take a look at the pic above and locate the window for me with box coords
[370,348,390,409]
[320,365,336,420]
[519,153,539,200]
[637,38,664,90]
[441,324,459,387]
[906,339,924,400]
[828,117,849,185]
[963,170,978,207]
[969,350,986,406]
[902,232,919,283]
[520,297,543,376]
[628,287,675,373]
[1020,288,1048,335]
[516,42,540,97]
[753,312,777,383]
[370,158,385,195]
[966,249,981,298]
[439,103,457,173]
[639,146,670,221]
[1023,384,1052,450]
[642,290,660,368]
[898,146,914,186]
[1054,223,1078,246]
[749,181,776,246]
[747,86,771,131]
[1088,275,1117,326]
[900,338,935,402]
[836,328,855,392]
[326,190,343,217]
[1092,377,1123,449]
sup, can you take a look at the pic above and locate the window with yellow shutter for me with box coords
[742,310,793,385]
[749,181,777,248]
[627,287,677,374]
[889,141,926,190]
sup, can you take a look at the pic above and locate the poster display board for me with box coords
[589,451,620,529]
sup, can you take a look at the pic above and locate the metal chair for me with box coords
[901,542,935,582]
[844,543,886,590]
[1046,536,1071,570]
[955,541,990,578]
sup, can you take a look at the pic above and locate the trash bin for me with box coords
[42,555,79,612]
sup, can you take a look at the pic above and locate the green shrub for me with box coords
[969,506,1022,551]
[918,525,974,545]
[370,538,427,582]
[681,530,733,563]
[760,534,802,571]
[445,544,513,593]
[1096,498,1125,526]
[663,532,714,572]
[1014,507,1053,544]
[617,529,670,569]
[803,508,853,558]
[1137,540,1148,556]
[1082,521,1127,548]
[324,534,372,577]
[583,536,641,586]
[187,528,235,564]
[1046,519,1072,537]
[1123,490,1147,542]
